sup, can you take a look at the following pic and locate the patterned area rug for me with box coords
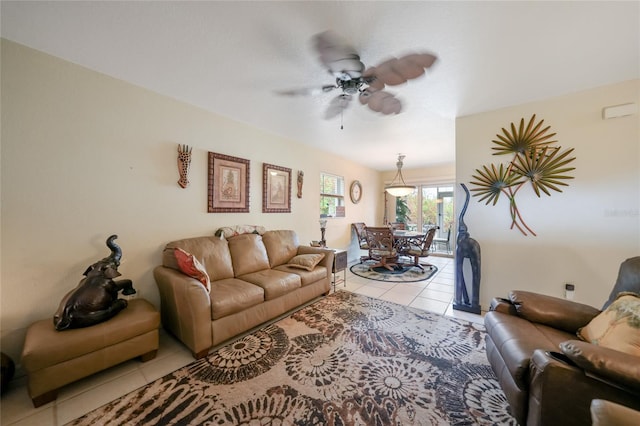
[350,262,438,283]
[68,291,516,425]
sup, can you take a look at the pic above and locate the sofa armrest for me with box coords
[296,246,335,281]
[153,266,212,358]
[560,340,640,393]
[509,290,601,333]
[527,349,640,426]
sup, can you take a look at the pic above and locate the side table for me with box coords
[331,249,347,290]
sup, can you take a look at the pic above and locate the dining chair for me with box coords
[351,222,372,263]
[433,227,451,253]
[406,227,437,271]
[389,222,406,231]
[365,227,398,271]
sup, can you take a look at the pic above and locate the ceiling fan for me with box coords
[277,31,438,122]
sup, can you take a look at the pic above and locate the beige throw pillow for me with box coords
[287,253,325,271]
[577,292,640,357]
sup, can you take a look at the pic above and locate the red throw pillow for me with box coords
[174,248,211,292]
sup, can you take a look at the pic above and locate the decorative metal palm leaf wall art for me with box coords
[469,114,576,236]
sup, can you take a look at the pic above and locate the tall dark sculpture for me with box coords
[454,184,481,314]
[53,235,136,330]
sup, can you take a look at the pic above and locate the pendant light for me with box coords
[385,154,416,197]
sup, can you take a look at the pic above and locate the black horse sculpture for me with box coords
[53,235,136,330]
[453,183,482,314]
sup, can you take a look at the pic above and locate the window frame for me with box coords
[320,172,345,218]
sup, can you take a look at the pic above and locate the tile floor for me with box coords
[1,255,482,425]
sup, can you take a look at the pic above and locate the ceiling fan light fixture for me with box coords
[385,154,416,197]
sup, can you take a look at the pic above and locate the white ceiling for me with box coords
[2,1,638,171]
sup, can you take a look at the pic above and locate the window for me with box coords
[320,172,345,218]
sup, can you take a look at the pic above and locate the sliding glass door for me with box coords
[396,184,455,253]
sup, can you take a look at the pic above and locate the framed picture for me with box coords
[262,163,291,213]
[208,152,250,213]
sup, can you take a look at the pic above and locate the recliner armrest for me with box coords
[560,340,640,393]
[509,290,601,333]
[527,349,640,426]
[489,297,517,315]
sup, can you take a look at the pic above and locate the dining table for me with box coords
[391,230,426,259]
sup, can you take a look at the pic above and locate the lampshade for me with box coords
[385,154,416,197]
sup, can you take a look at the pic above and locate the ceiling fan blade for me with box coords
[325,94,352,119]
[380,96,402,115]
[371,52,439,86]
[365,90,402,115]
[403,53,438,70]
[276,84,337,96]
[313,31,364,79]
[369,57,406,86]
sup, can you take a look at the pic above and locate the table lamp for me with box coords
[319,219,327,247]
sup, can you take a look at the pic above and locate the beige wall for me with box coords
[3,38,638,363]
[456,80,640,310]
[0,40,382,360]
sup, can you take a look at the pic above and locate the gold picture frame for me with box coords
[262,163,291,213]
[208,152,250,213]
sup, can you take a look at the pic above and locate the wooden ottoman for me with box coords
[21,298,160,407]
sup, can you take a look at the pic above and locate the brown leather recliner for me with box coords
[484,256,640,426]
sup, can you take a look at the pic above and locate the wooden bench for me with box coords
[21,298,159,407]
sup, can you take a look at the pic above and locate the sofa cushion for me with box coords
[228,234,270,276]
[274,264,328,286]
[287,253,325,271]
[210,278,264,320]
[578,292,640,356]
[164,236,234,281]
[262,230,300,267]
[238,270,301,300]
[174,248,211,292]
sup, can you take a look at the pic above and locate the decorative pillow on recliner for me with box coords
[287,253,325,271]
[174,247,211,292]
[577,292,640,356]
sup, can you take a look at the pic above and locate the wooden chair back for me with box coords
[365,227,398,271]
[389,222,406,231]
[351,222,368,249]
[366,227,396,255]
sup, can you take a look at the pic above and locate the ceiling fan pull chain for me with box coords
[340,109,344,130]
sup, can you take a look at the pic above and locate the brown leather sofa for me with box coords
[154,230,334,359]
[484,256,640,426]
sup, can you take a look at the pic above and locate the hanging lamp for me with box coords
[385,154,416,197]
